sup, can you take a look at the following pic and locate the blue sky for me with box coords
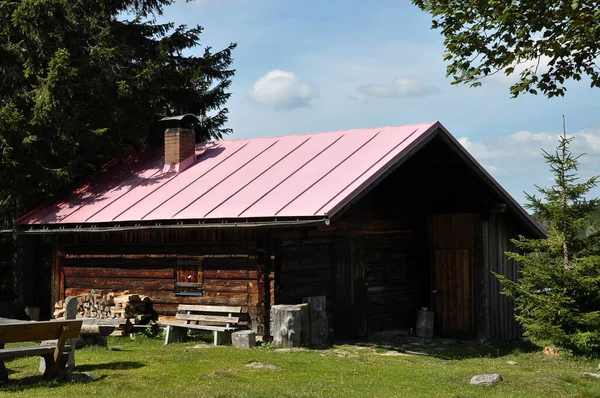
[158,0,600,205]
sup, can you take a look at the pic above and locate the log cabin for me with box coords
[14,119,544,341]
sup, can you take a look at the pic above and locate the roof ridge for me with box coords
[205,122,439,143]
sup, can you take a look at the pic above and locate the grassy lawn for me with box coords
[2,334,600,397]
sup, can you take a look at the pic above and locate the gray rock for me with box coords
[582,372,600,379]
[379,351,412,356]
[274,347,307,353]
[191,344,213,349]
[506,360,518,365]
[245,362,282,371]
[70,372,97,383]
[470,374,503,385]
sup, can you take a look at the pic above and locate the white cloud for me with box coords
[249,70,319,110]
[358,77,440,98]
[486,39,553,86]
[458,129,600,161]
[459,128,600,203]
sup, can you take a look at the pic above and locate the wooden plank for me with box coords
[175,314,240,323]
[0,320,82,344]
[66,253,179,260]
[178,304,243,313]
[64,267,174,279]
[162,323,233,332]
[62,290,246,306]
[203,279,249,291]
[65,277,173,290]
[465,249,472,335]
[203,269,259,280]
[176,282,203,288]
[65,258,178,268]
[0,346,55,359]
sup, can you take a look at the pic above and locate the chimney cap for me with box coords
[159,114,200,129]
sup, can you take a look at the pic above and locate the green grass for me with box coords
[2,335,600,397]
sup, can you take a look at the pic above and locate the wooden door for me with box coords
[429,214,475,338]
[334,237,367,337]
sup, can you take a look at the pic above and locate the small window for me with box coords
[385,253,407,281]
[175,256,203,296]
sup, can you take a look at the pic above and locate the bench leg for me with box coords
[0,343,6,383]
[40,352,69,380]
[40,353,55,378]
[214,330,232,346]
[164,325,187,345]
[0,360,7,383]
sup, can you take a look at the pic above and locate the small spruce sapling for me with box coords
[496,118,600,354]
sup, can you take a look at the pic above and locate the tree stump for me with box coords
[232,330,256,349]
[303,296,329,347]
[271,305,303,347]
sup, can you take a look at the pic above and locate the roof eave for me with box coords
[4,217,330,235]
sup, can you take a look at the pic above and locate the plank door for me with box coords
[429,214,475,338]
[334,237,367,337]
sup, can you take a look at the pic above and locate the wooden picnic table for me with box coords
[0,318,30,382]
[0,317,83,382]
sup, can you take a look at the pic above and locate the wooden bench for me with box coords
[163,305,246,346]
[0,319,83,382]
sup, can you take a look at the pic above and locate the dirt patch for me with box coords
[245,362,282,371]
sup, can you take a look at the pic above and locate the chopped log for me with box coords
[80,325,115,336]
[53,290,157,325]
[271,305,303,348]
[303,296,329,347]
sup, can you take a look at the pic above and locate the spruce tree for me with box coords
[497,119,600,354]
[0,0,236,227]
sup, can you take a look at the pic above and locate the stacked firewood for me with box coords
[54,290,156,323]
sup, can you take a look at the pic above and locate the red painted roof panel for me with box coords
[16,122,441,225]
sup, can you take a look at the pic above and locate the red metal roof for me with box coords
[15,121,543,237]
[18,123,438,225]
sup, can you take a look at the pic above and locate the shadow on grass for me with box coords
[335,331,536,360]
[0,373,107,391]
[76,361,145,371]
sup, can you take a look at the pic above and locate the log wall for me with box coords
[364,233,428,332]
[53,229,270,335]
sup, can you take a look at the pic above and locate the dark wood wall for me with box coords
[364,233,428,333]
[479,213,522,341]
[276,210,429,337]
[53,229,270,335]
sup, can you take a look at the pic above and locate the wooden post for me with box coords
[45,325,70,379]
[164,325,186,345]
[0,343,6,383]
[213,330,232,346]
[64,297,77,371]
[41,296,78,375]
[271,305,303,347]
[303,296,329,347]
